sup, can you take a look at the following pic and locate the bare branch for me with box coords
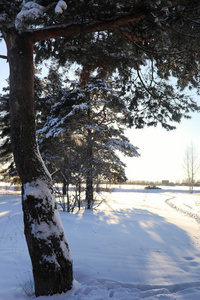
[135,62,155,99]
[0,54,7,60]
[51,168,61,177]
[134,41,185,56]
[187,18,200,25]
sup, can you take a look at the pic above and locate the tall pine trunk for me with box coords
[4,29,73,297]
[86,127,93,209]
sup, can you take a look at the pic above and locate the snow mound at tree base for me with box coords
[65,279,200,300]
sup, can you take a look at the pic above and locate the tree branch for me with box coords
[135,62,155,99]
[187,17,200,25]
[113,27,148,42]
[0,54,7,60]
[31,14,146,43]
[133,41,185,56]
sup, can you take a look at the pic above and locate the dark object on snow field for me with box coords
[145,186,162,190]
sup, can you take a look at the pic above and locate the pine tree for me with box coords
[1,0,200,296]
[0,88,14,181]
[0,74,47,182]
[37,70,139,209]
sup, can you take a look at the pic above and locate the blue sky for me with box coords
[1,40,200,183]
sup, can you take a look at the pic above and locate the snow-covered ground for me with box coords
[1,185,200,299]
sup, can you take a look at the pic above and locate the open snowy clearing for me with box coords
[1,186,200,299]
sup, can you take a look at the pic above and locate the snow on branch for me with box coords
[15,1,68,30]
[106,139,140,157]
[55,1,68,14]
[15,1,45,30]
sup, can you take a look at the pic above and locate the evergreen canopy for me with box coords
[1,0,200,128]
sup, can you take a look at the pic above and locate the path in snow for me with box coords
[166,193,200,224]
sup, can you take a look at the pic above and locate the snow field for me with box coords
[1,186,200,299]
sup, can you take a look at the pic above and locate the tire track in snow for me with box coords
[165,195,200,224]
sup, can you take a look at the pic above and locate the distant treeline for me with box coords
[102,180,200,187]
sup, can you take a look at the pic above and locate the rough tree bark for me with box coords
[4,29,73,297]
